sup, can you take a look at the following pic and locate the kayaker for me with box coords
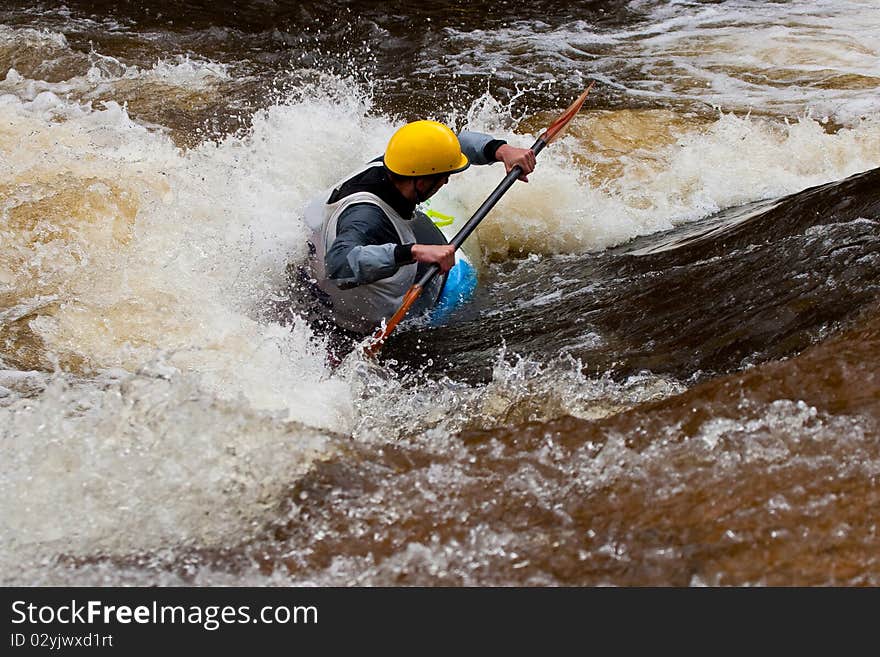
[298,120,535,357]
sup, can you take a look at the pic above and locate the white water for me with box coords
[2,1,880,583]
[440,0,880,125]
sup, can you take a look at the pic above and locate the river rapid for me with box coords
[2,0,879,585]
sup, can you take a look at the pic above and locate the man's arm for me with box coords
[458,130,536,181]
[458,130,507,165]
[325,205,456,288]
[325,205,408,288]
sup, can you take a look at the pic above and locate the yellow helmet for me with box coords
[384,120,470,177]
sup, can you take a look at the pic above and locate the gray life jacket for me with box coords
[303,162,445,334]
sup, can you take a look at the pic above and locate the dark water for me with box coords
[260,167,880,586]
[2,1,880,585]
[388,167,880,383]
[0,0,703,140]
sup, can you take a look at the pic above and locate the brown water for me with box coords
[2,0,879,586]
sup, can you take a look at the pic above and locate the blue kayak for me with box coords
[420,199,479,326]
[429,251,478,326]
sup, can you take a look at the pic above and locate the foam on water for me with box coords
[440,0,880,125]
[1,88,352,423]
[433,103,880,259]
[347,350,687,443]
[0,368,338,580]
[0,76,374,577]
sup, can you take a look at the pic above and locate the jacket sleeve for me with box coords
[458,130,507,165]
[325,204,410,288]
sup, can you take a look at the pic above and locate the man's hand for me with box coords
[411,243,456,273]
[495,144,536,182]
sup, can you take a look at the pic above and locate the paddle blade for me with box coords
[539,80,595,146]
[364,284,424,358]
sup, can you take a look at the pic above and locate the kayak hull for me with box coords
[429,252,478,326]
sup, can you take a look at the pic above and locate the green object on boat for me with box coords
[425,208,455,227]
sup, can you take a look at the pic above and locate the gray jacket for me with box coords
[324,130,506,287]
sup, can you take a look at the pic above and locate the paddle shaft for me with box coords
[414,136,548,289]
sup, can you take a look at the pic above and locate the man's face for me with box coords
[415,174,450,200]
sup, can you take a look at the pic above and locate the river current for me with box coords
[2,0,879,585]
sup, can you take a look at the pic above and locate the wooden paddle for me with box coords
[365,82,596,358]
